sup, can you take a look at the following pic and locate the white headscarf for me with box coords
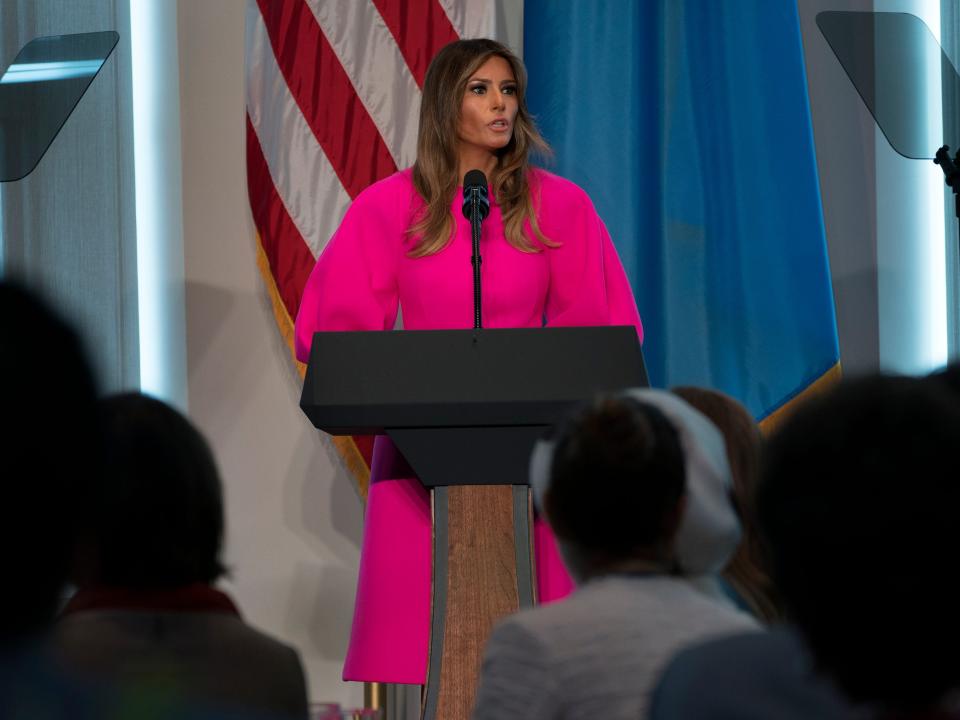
[529,388,741,581]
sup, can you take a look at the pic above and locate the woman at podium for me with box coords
[294,38,643,686]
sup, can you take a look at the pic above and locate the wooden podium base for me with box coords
[421,485,535,720]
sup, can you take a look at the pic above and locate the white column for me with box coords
[874,0,948,374]
[130,0,189,409]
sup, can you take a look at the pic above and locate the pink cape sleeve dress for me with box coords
[294,168,644,684]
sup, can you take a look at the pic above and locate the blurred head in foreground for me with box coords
[532,388,742,584]
[0,280,100,648]
[75,393,227,589]
[542,393,687,581]
[759,374,960,713]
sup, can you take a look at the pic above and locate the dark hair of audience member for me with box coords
[0,281,101,648]
[77,393,227,589]
[545,395,686,574]
[758,375,960,714]
[671,386,783,622]
[926,362,960,397]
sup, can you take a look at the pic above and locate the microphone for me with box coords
[462,170,488,329]
[462,169,490,220]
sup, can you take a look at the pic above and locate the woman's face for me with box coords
[457,55,519,160]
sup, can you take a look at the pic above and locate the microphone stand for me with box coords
[468,191,483,329]
[935,145,960,258]
[935,147,960,357]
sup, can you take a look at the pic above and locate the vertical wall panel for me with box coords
[798,0,880,375]
[0,0,138,391]
[872,0,947,374]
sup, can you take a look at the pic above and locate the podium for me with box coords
[301,326,647,719]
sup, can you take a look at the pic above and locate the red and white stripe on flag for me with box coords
[245,0,500,495]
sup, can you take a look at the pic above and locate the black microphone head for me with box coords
[463,169,487,190]
[462,169,490,221]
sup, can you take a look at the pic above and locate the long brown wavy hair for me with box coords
[409,38,554,257]
[672,386,785,624]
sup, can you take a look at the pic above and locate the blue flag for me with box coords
[524,0,840,424]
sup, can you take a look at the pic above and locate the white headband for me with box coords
[529,388,741,577]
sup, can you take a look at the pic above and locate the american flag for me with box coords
[245,0,504,495]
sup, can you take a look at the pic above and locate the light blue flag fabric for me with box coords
[524,1,840,422]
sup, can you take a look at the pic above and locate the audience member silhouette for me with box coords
[652,375,960,719]
[0,283,235,719]
[671,386,782,622]
[53,392,310,720]
[472,390,756,720]
[758,375,960,718]
[0,281,100,649]
[0,280,106,718]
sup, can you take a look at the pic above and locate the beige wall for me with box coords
[176,0,364,708]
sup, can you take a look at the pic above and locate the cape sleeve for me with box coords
[294,188,401,362]
[542,181,644,343]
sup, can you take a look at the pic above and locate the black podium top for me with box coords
[300,326,647,435]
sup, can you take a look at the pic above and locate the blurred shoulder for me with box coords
[664,627,793,672]
[486,600,573,657]
[214,615,302,656]
[489,579,618,642]
[651,627,852,720]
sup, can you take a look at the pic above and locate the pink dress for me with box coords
[294,168,643,684]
